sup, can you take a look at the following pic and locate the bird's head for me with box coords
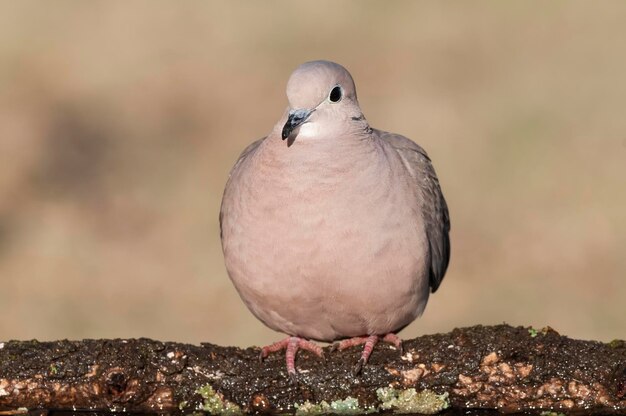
[281,60,367,143]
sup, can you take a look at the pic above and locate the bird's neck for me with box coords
[269,123,373,159]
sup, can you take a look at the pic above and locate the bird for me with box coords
[219,60,450,380]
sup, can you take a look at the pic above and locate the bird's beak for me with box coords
[282,108,314,140]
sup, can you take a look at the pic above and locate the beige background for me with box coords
[0,2,624,346]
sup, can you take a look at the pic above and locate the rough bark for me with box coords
[0,325,624,415]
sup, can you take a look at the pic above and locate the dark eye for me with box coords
[329,86,342,103]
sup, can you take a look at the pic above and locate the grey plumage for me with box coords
[219,60,450,344]
[376,130,450,292]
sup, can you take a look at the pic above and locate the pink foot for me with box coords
[331,333,403,375]
[259,336,324,382]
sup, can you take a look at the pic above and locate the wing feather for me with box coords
[377,130,451,293]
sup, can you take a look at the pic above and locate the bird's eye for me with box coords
[329,86,342,103]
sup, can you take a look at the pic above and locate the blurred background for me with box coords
[0,2,624,346]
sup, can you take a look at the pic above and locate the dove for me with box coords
[220,60,450,379]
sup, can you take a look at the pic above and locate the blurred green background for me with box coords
[0,2,624,346]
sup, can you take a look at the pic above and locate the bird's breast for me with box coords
[221,137,430,340]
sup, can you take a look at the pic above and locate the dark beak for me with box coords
[282,108,314,140]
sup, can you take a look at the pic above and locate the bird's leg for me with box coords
[331,333,403,375]
[259,336,323,381]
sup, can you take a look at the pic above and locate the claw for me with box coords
[352,357,365,376]
[289,370,298,384]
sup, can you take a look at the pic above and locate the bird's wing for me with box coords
[219,137,265,239]
[377,129,451,293]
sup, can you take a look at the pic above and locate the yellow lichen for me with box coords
[295,397,375,415]
[377,387,449,414]
[195,384,242,415]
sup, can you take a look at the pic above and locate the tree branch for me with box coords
[0,325,624,414]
